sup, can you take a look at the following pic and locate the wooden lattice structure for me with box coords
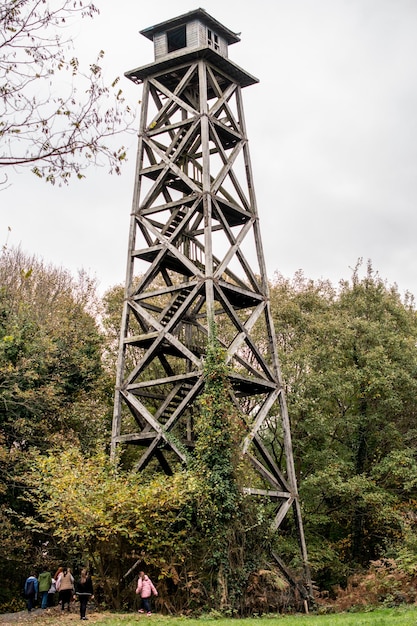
[111,9,312,602]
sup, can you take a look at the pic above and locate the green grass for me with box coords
[93,607,417,626]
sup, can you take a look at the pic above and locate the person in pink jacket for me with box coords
[136,570,158,616]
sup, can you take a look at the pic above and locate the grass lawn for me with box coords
[94,608,417,626]
[17,607,417,626]
[4,607,417,625]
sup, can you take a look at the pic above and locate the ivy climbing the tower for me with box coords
[190,328,247,609]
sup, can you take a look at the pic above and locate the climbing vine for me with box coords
[190,330,253,609]
[194,336,241,523]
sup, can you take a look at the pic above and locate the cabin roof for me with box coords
[125,46,259,88]
[139,7,241,46]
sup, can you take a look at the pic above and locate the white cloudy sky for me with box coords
[3,0,417,298]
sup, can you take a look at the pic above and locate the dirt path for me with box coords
[0,607,108,625]
[0,608,46,624]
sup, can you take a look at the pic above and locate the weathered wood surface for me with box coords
[112,10,312,603]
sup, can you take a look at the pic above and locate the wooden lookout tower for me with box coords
[111,8,312,601]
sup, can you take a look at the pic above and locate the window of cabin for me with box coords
[167,25,187,53]
[207,29,220,51]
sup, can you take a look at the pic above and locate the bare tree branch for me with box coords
[0,0,135,184]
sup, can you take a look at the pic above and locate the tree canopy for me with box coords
[269,263,417,587]
[2,253,417,613]
[0,248,110,607]
[0,248,106,451]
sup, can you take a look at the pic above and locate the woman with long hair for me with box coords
[57,566,74,611]
[75,568,94,621]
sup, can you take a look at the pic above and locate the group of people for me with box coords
[24,567,157,619]
[24,566,94,620]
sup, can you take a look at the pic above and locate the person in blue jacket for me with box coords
[24,573,39,612]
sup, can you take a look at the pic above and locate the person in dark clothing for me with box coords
[47,575,57,607]
[24,573,38,612]
[75,568,94,621]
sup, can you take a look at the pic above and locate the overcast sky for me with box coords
[3,0,417,299]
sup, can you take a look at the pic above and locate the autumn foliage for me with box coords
[2,252,417,614]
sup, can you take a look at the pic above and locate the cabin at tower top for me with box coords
[140,8,240,61]
[125,7,258,88]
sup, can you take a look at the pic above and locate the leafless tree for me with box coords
[0,0,134,184]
